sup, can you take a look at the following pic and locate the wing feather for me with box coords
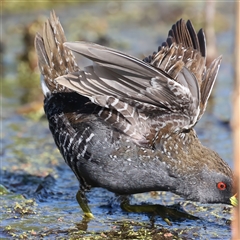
[56,42,200,147]
[54,19,220,148]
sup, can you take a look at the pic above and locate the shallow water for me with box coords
[1,2,235,239]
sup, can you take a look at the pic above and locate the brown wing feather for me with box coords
[56,41,200,147]
[36,13,219,148]
[35,11,78,93]
[144,19,221,121]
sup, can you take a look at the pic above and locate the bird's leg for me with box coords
[120,195,198,225]
[76,186,94,218]
[120,195,160,214]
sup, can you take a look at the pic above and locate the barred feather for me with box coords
[35,11,78,94]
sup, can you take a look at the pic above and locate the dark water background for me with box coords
[1,2,236,239]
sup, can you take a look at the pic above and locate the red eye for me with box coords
[217,182,227,190]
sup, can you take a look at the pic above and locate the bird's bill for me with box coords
[230,193,238,206]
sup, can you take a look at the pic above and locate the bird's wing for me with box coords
[144,19,222,121]
[56,41,200,148]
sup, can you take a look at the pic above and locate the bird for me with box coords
[35,11,234,218]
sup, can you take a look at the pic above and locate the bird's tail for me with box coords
[35,11,78,96]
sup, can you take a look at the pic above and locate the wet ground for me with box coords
[1,2,236,239]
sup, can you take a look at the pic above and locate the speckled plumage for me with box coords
[35,12,233,213]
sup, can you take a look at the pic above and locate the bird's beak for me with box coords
[230,193,238,206]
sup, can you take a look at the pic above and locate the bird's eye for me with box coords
[217,182,227,190]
